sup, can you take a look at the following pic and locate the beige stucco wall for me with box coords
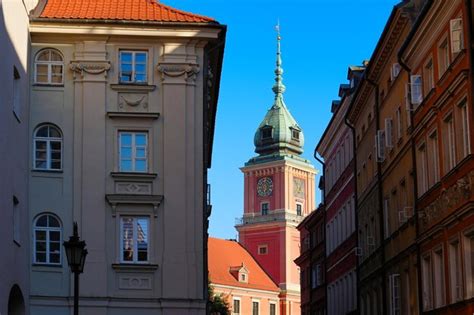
[0,0,37,314]
[28,24,221,315]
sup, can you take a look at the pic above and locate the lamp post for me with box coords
[63,222,88,315]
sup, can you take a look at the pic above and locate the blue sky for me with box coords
[168,0,399,239]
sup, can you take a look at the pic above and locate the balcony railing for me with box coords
[235,211,304,226]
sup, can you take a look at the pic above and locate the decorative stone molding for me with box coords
[106,194,163,217]
[119,95,147,108]
[69,61,111,78]
[118,276,152,290]
[156,63,200,83]
[420,170,474,230]
[115,182,152,195]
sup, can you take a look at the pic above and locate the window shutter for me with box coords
[410,75,423,105]
[385,118,393,148]
[450,18,464,54]
[376,130,386,162]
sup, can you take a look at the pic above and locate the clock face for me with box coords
[293,178,305,198]
[257,177,273,197]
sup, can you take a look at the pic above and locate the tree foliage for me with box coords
[208,282,230,315]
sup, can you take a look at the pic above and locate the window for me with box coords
[296,203,302,216]
[261,202,269,215]
[385,118,393,148]
[459,99,471,157]
[291,129,300,141]
[410,75,423,105]
[33,124,62,170]
[396,107,402,141]
[13,66,20,121]
[464,232,474,298]
[121,217,149,263]
[233,298,241,315]
[33,214,61,265]
[252,301,259,315]
[391,63,401,81]
[258,245,268,255]
[383,198,390,239]
[119,51,148,83]
[438,38,450,77]
[270,302,276,315]
[261,127,272,140]
[389,274,401,315]
[240,273,246,282]
[423,59,434,95]
[119,132,148,172]
[450,18,464,54]
[422,255,433,310]
[428,130,440,186]
[34,48,64,85]
[449,240,463,302]
[443,114,456,173]
[433,248,445,307]
[417,143,428,196]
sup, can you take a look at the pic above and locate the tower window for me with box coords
[261,202,269,215]
[297,204,302,216]
[258,245,268,255]
[262,127,272,140]
[292,129,300,140]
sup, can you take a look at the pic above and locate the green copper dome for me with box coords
[253,30,304,156]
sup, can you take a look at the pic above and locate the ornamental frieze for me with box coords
[156,63,200,83]
[420,170,474,231]
[69,61,111,78]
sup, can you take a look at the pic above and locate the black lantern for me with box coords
[63,222,87,315]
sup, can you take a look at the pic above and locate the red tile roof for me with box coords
[38,0,215,23]
[208,237,280,292]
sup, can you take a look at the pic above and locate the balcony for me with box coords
[235,211,304,227]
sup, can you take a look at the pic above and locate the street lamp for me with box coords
[63,222,88,315]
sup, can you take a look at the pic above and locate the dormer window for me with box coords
[291,128,300,141]
[261,126,272,140]
[240,274,246,282]
[230,264,249,283]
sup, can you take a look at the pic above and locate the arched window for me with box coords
[33,214,62,265]
[33,124,62,170]
[34,49,64,85]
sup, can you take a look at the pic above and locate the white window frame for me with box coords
[410,75,423,106]
[33,214,62,265]
[119,131,148,173]
[376,130,386,162]
[252,299,260,315]
[391,63,401,81]
[296,203,303,216]
[33,124,63,171]
[269,301,277,315]
[34,48,64,85]
[232,297,241,315]
[120,216,150,264]
[450,18,464,54]
[119,50,148,84]
[389,274,401,315]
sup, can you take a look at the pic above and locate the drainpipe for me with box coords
[313,149,326,313]
[365,76,387,315]
[398,50,422,315]
[465,0,474,134]
[344,117,359,315]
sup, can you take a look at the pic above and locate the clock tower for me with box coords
[236,29,316,315]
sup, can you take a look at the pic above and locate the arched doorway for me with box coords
[8,284,25,315]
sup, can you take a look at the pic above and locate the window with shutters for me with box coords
[410,75,423,106]
[450,18,464,54]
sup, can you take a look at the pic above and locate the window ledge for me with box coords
[32,264,64,273]
[31,170,64,178]
[112,263,158,272]
[107,112,160,120]
[110,172,157,180]
[110,84,156,92]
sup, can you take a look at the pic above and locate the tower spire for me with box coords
[272,21,286,106]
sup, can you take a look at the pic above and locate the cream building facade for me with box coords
[26,1,225,314]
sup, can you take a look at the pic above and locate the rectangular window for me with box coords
[233,299,240,315]
[410,75,423,106]
[459,99,471,157]
[443,114,456,173]
[423,59,434,95]
[422,255,433,310]
[449,240,463,302]
[119,132,148,172]
[119,51,148,83]
[12,66,20,121]
[433,248,445,307]
[389,274,401,315]
[438,38,450,77]
[270,303,276,315]
[391,63,401,81]
[252,301,259,315]
[296,204,302,216]
[383,198,390,239]
[261,202,269,215]
[121,217,149,263]
[428,130,440,187]
[464,233,474,298]
[376,130,386,162]
[258,245,268,255]
[417,143,428,196]
[385,118,393,148]
[450,18,464,54]
[396,107,402,141]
